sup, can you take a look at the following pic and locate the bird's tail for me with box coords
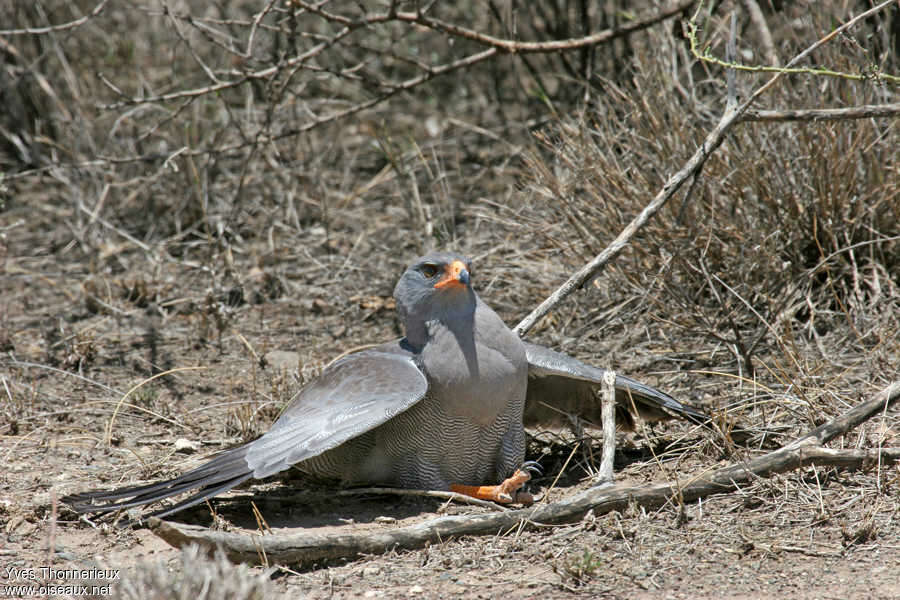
[62,444,253,519]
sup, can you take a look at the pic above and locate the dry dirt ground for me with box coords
[2,216,899,600]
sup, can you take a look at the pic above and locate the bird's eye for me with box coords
[420,264,439,278]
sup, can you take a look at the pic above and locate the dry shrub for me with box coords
[497,4,898,432]
[0,0,689,236]
[113,544,271,600]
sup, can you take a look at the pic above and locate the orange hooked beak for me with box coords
[433,260,470,289]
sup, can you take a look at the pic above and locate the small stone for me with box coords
[362,567,381,577]
[408,585,424,595]
[263,351,301,373]
[5,516,24,535]
[174,438,200,454]
[374,516,396,524]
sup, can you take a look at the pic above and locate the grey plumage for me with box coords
[63,251,707,519]
[522,342,708,431]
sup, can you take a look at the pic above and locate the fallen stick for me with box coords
[150,381,900,565]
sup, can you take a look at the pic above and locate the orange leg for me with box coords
[450,468,535,504]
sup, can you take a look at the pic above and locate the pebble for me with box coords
[174,438,200,453]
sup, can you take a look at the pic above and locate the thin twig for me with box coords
[688,0,900,84]
[0,0,108,35]
[104,367,207,445]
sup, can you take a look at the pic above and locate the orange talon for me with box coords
[450,468,535,504]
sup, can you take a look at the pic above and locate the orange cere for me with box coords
[433,259,469,289]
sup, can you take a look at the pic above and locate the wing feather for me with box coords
[64,345,428,516]
[245,348,428,477]
[522,341,708,430]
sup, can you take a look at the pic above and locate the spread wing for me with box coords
[522,341,708,431]
[245,347,428,477]
[63,344,428,518]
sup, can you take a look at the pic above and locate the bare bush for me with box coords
[489,4,899,438]
[113,544,271,600]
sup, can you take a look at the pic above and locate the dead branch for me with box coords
[512,106,739,336]
[293,0,694,54]
[788,381,900,448]
[743,103,900,122]
[149,381,900,565]
[0,0,108,35]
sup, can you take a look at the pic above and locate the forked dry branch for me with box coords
[149,381,900,565]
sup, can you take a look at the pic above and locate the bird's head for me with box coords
[394,252,476,342]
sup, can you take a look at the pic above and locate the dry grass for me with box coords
[1,0,899,598]
[113,544,271,600]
